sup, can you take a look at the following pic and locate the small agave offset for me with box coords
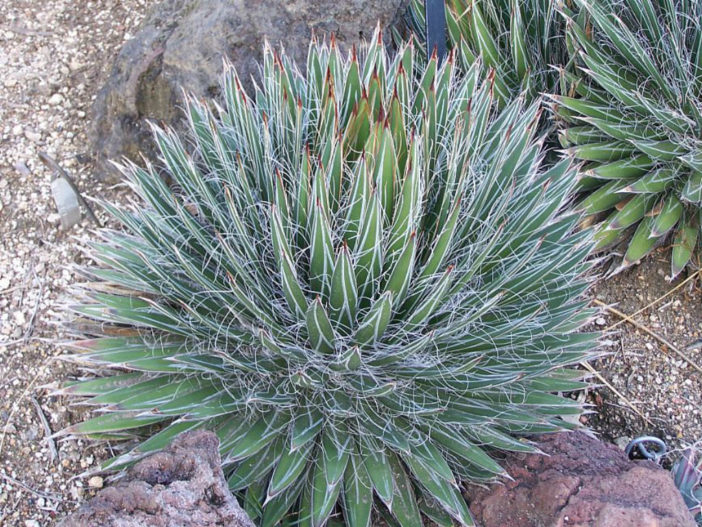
[61,30,597,527]
[673,447,702,524]
[555,0,702,276]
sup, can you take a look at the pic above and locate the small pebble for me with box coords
[88,476,104,489]
[24,129,41,142]
[13,161,31,176]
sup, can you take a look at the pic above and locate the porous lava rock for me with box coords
[92,0,409,180]
[57,430,254,527]
[466,431,695,527]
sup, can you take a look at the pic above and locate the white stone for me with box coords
[88,475,104,488]
[51,178,81,228]
[24,129,41,143]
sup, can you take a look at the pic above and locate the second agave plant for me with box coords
[555,0,702,276]
[61,31,596,527]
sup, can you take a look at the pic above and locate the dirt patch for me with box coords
[586,252,702,460]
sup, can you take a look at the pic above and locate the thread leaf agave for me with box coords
[62,31,596,527]
[555,0,702,276]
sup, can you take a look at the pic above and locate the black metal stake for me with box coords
[424,0,447,64]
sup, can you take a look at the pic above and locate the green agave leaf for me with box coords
[681,171,702,204]
[268,438,316,498]
[671,214,699,277]
[383,232,416,305]
[408,438,455,484]
[385,450,423,527]
[650,195,683,238]
[302,425,350,527]
[309,195,334,298]
[291,407,324,451]
[329,242,358,332]
[425,423,506,477]
[344,153,370,252]
[342,447,373,527]
[227,412,291,461]
[359,438,394,505]
[59,372,146,396]
[418,495,455,527]
[228,439,285,491]
[243,476,267,521]
[623,168,677,194]
[261,467,308,527]
[579,179,628,214]
[353,291,393,347]
[306,297,336,354]
[354,190,383,302]
[401,451,472,525]
[608,194,656,231]
[623,216,659,267]
[62,412,167,437]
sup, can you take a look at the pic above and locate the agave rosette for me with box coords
[406,0,569,105]
[61,32,596,527]
[555,0,702,275]
[673,447,702,523]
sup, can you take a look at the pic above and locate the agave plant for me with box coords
[405,0,570,105]
[61,31,597,527]
[672,447,702,523]
[554,0,702,275]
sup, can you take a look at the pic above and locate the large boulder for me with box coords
[92,0,410,180]
[467,431,696,527]
[58,430,254,527]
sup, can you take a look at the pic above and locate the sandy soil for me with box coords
[0,1,700,525]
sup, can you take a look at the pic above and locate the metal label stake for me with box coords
[424,0,447,64]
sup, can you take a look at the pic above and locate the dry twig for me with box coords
[0,473,60,500]
[23,269,45,342]
[580,361,654,426]
[30,396,58,465]
[0,372,40,456]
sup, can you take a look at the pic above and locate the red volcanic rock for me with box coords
[466,431,695,527]
[58,430,254,527]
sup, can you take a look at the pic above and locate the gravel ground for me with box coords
[587,255,702,462]
[0,1,148,525]
[0,1,701,526]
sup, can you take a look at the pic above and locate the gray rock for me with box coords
[92,0,410,180]
[57,430,255,527]
[51,177,81,229]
